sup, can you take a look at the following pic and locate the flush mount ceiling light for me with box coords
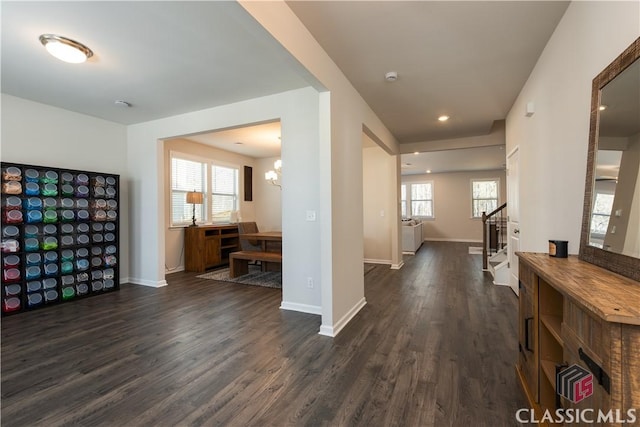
[438,115,450,122]
[599,105,608,111]
[39,34,93,63]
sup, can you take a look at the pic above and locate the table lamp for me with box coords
[186,191,203,227]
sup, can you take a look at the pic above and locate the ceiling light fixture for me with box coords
[426,170,432,174]
[599,105,608,111]
[385,71,398,82]
[114,100,131,107]
[414,152,419,155]
[39,34,93,64]
[438,115,450,122]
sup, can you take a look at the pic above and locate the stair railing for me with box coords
[482,202,507,270]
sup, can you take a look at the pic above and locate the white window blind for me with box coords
[171,157,206,226]
[211,165,238,223]
[471,179,499,218]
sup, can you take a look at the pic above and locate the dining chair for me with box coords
[238,221,261,252]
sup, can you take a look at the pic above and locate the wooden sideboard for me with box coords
[516,252,640,425]
[184,225,239,272]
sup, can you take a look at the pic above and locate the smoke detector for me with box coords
[385,71,398,82]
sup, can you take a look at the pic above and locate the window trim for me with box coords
[210,162,240,224]
[408,181,435,220]
[470,178,500,219]
[169,151,240,227]
[170,151,207,227]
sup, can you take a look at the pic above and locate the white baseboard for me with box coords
[280,301,322,315]
[424,238,483,243]
[363,258,391,265]
[120,276,130,284]
[390,261,404,270]
[165,265,185,274]
[128,277,168,288]
[318,297,367,337]
[402,251,416,255]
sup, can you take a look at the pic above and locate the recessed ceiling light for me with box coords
[426,170,432,174]
[413,152,419,155]
[39,34,93,64]
[438,115,449,122]
[599,105,607,111]
[234,142,243,145]
[385,71,398,82]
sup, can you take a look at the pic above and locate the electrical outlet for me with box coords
[306,210,316,221]
[307,277,314,288]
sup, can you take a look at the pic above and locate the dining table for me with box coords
[240,231,282,253]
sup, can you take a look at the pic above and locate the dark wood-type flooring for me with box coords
[2,242,527,426]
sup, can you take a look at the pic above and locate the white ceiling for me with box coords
[1,1,312,126]
[1,1,570,167]
[287,0,569,143]
[177,121,282,159]
[400,146,506,175]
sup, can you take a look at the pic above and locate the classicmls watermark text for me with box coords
[516,408,638,424]
[515,364,638,424]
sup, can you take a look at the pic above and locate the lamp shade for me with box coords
[186,191,203,204]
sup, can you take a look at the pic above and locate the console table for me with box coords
[184,225,239,272]
[516,252,640,424]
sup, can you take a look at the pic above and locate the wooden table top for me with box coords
[517,252,640,325]
[240,231,282,241]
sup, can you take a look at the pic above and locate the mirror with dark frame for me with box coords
[580,37,640,282]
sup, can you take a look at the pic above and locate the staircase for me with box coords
[481,203,510,287]
[487,245,510,287]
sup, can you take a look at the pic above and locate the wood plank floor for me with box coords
[1,242,527,426]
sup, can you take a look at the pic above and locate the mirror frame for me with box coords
[579,37,640,282]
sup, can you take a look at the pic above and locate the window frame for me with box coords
[470,178,500,219]
[170,151,208,227]
[589,191,615,240]
[210,161,240,224]
[408,181,435,220]
[400,184,407,219]
[169,151,240,227]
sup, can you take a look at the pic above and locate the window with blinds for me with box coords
[169,152,240,226]
[171,157,206,226]
[211,165,238,223]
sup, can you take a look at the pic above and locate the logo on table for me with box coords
[557,364,593,403]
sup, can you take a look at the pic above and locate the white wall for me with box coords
[506,1,640,255]
[127,87,322,314]
[239,0,401,336]
[363,145,394,264]
[1,94,129,281]
[254,157,283,232]
[163,138,258,273]
[403,170,507,242]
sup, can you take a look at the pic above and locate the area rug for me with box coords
[468,246,484,255]
[197,265,281,289]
